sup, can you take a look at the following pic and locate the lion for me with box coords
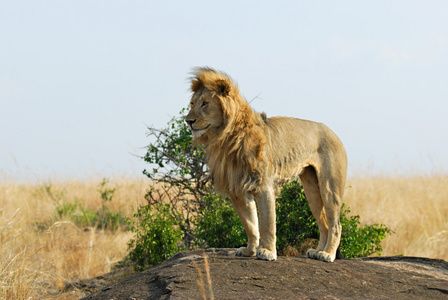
[185,67,347,262]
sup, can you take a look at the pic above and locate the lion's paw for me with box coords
[256,248,277,261]
[306,248,319,259]
[316,251,335,263]
[235,247,256,257]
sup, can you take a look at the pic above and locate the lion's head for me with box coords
[185,77,224,141]
[185,67,255,144]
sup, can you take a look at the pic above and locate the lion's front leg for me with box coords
[254,186,277,261]
[231,195,259,257]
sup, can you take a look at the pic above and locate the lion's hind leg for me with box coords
[299,166,329,260]
[316,173,344,263]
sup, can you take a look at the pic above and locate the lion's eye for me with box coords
[201,102,208,108]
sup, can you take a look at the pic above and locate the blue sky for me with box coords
[1,1,447,181]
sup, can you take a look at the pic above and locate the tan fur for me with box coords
[186,67,347,262]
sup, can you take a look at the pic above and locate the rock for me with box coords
[82,249,448,300]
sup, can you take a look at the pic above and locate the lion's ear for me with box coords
[191,78,203,93]
[214,79,231,97]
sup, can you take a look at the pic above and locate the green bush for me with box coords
[340,206,392,258]
[275,179,392,257]
[94,178,127,231]
[52,179,127,231]
[194,191,246,248]
[142,108,208,249]
[127,203,186,270]
[275,180,320,252]
[55,200,127,231]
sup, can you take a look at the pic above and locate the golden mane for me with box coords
[191,68,271,198]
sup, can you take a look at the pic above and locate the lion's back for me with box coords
[268,116,323,156]
[267,116,346,177]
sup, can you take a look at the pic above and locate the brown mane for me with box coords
[191,68,270,198]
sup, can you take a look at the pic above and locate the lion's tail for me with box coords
[336,246,344,260]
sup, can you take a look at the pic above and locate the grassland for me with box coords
[1,172,447,299]
[344,172,448,260]
[0,176,148,299]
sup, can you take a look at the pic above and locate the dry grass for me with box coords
[344,172,448,260]
[192,253,214,300]
[1,172,447,299]
[0,177,148,299]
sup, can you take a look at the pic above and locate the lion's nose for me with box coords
[186,119,196,126]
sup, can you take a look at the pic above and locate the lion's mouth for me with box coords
[190,124,211,131]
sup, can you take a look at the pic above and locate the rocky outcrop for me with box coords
[83,249,448,300]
